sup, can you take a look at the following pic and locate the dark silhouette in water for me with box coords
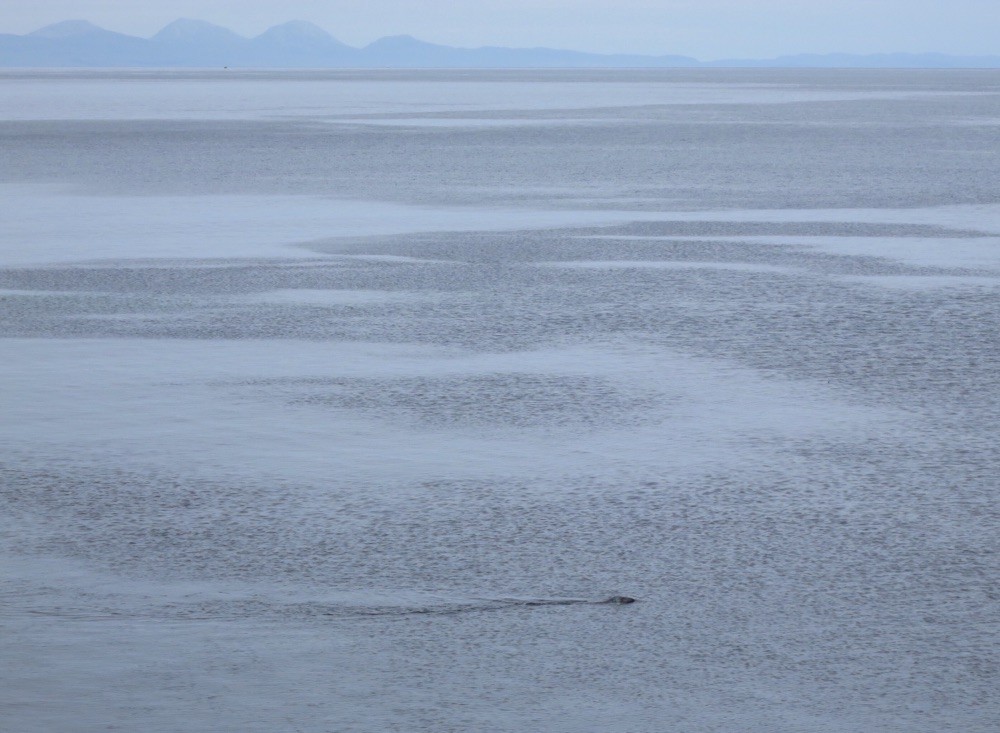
[601,595,637,604]
[344,596,642,618]
[514,595,637,608]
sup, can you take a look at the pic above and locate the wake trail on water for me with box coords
[17,595,637,623]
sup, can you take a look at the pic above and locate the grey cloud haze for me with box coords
[1,0,997,59]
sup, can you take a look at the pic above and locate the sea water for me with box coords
[1,69,998,732]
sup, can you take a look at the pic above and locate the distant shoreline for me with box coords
[3,19,999,69]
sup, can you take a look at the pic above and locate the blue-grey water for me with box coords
[1,69,998,732]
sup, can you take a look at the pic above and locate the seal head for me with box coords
[603,595,637,604]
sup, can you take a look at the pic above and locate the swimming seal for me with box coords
[602,595,637,604]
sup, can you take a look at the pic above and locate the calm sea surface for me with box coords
[1,69,998,732]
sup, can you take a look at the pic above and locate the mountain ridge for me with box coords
[27,19,107,38]
[152,19,246,44]
[3,19,998,68]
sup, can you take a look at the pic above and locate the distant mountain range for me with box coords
[2,19,999,69]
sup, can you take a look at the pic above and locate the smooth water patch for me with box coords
[240,288,451,307]
[326,117,607,128]
[2,71,976,122]
[0,337,908,486]
[534,259,795,273]
[655,235,1000,271]
[0,184,672,267]
[326,253,459,264]
[839,274,1000,289]
[578,204,1000,236]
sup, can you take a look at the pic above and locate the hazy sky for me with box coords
[2,0,997,59]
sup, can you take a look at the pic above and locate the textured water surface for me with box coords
[1,69,998,733]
